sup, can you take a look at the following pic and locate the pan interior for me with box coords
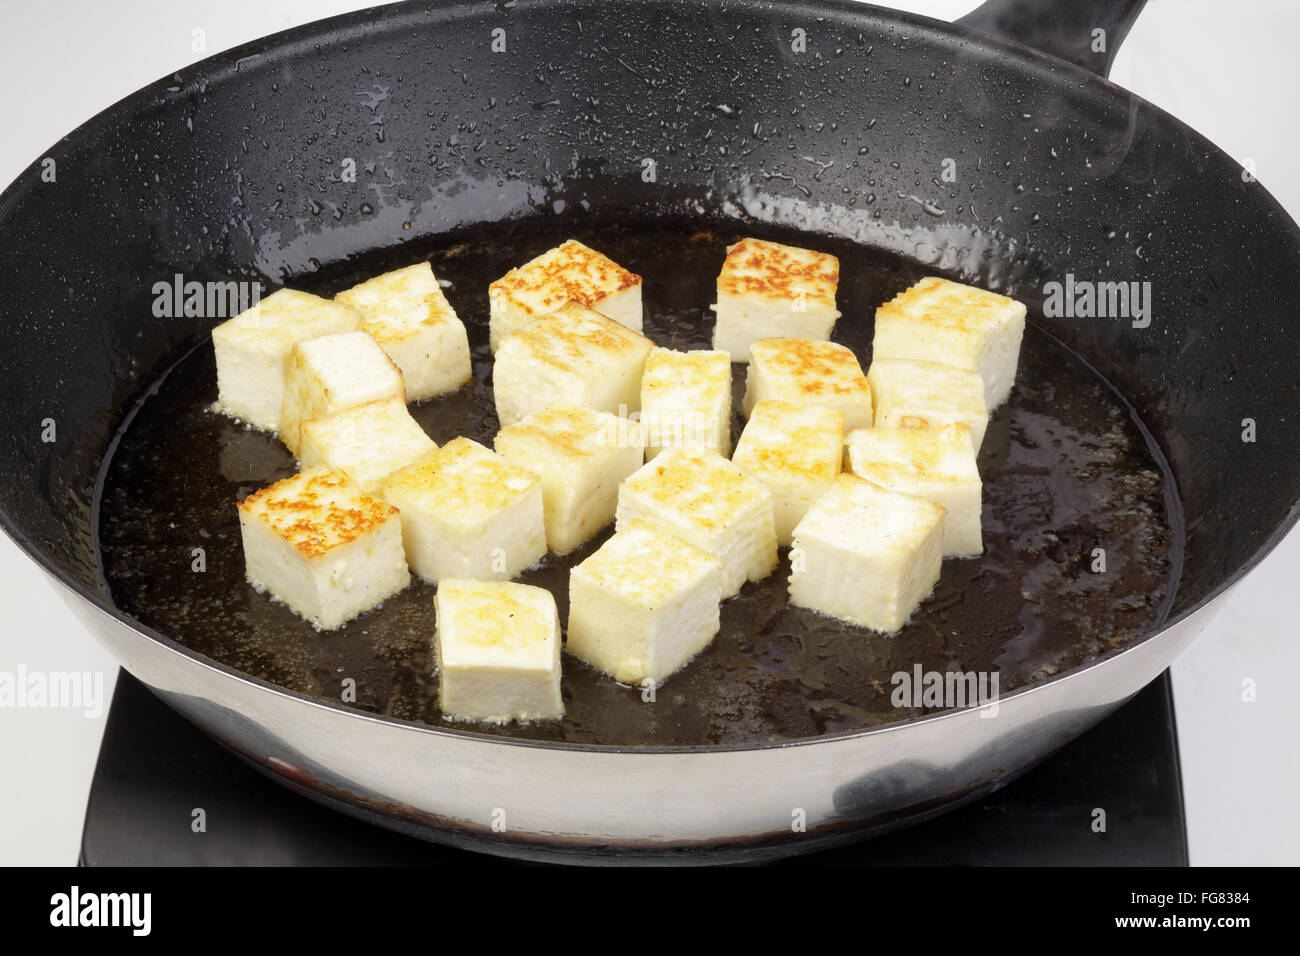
[93,214,1181,747]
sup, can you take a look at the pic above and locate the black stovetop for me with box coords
[80,670,1187,865]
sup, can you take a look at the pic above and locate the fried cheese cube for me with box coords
[741,337,872,428]
[566,520,723,686]
[867,358,989,452]
[236,468,409,630]
[488,239,643,352]
[711,238,840,361]
[212,288,361,432]
[280,331,405,455]
[380,438,545,585]
[493,402,643,554]
[731,400,845,546]
[789,475,945,633]
[639,347,732,460]
[845,423,983,558]
[334,262,472,403]
[615,447,777,599]
[872,276,1027,409]
[298,398,437,495]
[492,303,653,427]
[435,580,563,723]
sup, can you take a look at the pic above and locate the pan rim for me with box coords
[1,0,1297,756]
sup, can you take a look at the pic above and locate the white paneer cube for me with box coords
[789,475,945,633]
[435,580,563,723]
[493,402,643,555]
[867,358,989,452]
[741,337,872,428]
[711,238,841,361]
[335,262,472,403]
[488,239,643,352]
[567,520,723,686]
[492,302,653,427]
[616,447,777,599]
[298,398,437,495]
[639,347,732,460]
[873,276,1027,409]
[212,288,361,431]
[237,468,409,630]
[280,331,405,455]
[846,423,983,558]
[731,400,845,547]
[380,437,545,585]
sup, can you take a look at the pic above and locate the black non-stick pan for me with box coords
[0,0,1296,862]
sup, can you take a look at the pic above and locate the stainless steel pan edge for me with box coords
[57,570,1219,860]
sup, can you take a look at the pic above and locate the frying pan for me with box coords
[1,0,1297,863]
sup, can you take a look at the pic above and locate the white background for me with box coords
[0,0,1295,866]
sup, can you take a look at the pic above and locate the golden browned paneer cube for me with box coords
[236,468,410,630]
[335,262,472,403]
[280,331,405,455]
[873,276,1027,409]
[789,475,945,633]
[488,239,642,352]
[742,337,872,428]
[616,446,777,599]
[435,580,563,724]
[212,289,361,431]
[712,238,841,360]
[494,402,643,554]
[731,400,845,546]
[492,302,653,427]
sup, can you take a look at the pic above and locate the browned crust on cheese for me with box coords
[877,276,1016,334]
[628,450,763,531]
[497,404,603,461]
[719,238,839,303]
[753,338,867,396]
[238,470,396,560]
[490,239,641,315]
[512,304,649,375]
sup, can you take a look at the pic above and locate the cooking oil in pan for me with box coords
[94,220,1180,746]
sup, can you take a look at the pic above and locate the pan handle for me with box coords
[955,0,1147,78]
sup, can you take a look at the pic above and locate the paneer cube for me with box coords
[639,347,732,459]
[280,331,405,455]
[567,520,723,686]
[435,580,563,723]
[488,239,643,352]
[212,288,361,431]
[741,337,872,428]
[493,402,643,554]
[298,398,437,495]
[616,447,777,599]
[731,400,845,546]
[789,475,945,633]
[867,358,989,452]
[335,262,472,403]
[380,437,545,585]
[846,423,983,558]
[236,468,409,630]
[873,276,1027,409]
[492,303,653,427]
[711,238,841,360]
